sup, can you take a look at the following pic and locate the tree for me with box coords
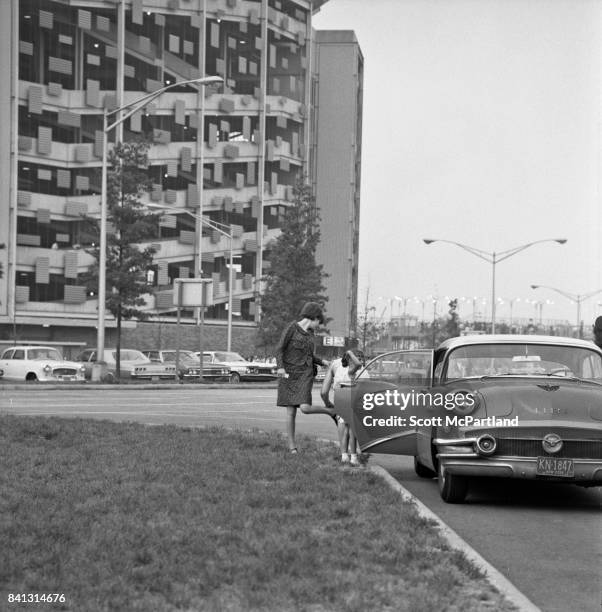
[257,182,328,351]
[418,299,461,347]
[442,298,460,340]
[83,139,158,378]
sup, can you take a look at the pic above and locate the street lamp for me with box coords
[423,238,567,334]
[526,298,554,326]
[94,76,223,380]
[413,296,427,322]
[530,284,602,337]
[146,204,235,351]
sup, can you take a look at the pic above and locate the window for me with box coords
[29,348,62,360]
[357,351,432,385]
[444,343,602,382]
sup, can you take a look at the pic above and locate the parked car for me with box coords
[0,345,86,382]
[75,348,154,381]
[142,350,231,382]
[314,364,327,381]
[335,335,602,503]
[199,351,278,383]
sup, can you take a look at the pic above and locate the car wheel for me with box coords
[102,371,116,383]
[438,462,468,503]
[25,373,38,382]
[414,456,436,479]
[229,372,241,384]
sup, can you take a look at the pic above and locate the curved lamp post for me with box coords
[530,284,602,337]
[94,76,223,380]
[423,238,567,334]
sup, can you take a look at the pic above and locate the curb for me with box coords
[369,465,541,612]
[0,382,278,391]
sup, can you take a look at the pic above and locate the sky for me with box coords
[312,0,602,329]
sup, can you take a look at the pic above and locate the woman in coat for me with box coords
[275,301,336,453]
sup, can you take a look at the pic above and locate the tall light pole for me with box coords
[530,285,602,338]
[394,296,411,348]
[146,204,235,351]
[423,238,567,334]
[94,76,223,379]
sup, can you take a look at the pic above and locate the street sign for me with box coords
[174,278,213,307]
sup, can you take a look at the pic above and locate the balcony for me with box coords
[17,192,100,218]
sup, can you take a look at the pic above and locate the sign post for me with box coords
[174,279,213,383]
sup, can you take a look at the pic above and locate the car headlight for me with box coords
[79,365,86,372]
[451,390,479,416]
[43,364,52,373]
[244,367,251,374]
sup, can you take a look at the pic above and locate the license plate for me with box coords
[536,457,574,477]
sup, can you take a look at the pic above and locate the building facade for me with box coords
[312,30,362,341]
[0,0,360,352]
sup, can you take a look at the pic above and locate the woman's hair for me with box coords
[341,349,365,368]
[299,301,325,324]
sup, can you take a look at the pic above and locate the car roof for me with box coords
[3,345,59,350]
[438,334,601,352]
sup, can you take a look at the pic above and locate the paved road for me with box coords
[2,385,601,612]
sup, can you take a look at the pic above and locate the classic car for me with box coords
[199,351,278,383]
[75,348,157,381]
[335,335,602,503]
[142,350,231,382]
[0,345,86,382]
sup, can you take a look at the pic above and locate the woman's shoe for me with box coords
[349,455,361,467]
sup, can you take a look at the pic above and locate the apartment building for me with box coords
[312,30,362,340]
[0,0,360,350]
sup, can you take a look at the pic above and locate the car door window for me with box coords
[13,350,25,360]
[581,354,602,379]
[358,351,432,386]
[2,349,14,359]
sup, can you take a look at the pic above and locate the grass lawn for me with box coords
[0,416,517,612]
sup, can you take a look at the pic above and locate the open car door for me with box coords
[335,350,434,455]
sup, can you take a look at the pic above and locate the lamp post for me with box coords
[413,296,427,323]
[530,284,602,338]
[527,298,554,326]
[423,238,567,334]
[146,205,235,351]
[94,76,222,380]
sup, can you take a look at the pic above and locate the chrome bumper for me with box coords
[434,436,602,482]
[439,455,602,482]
